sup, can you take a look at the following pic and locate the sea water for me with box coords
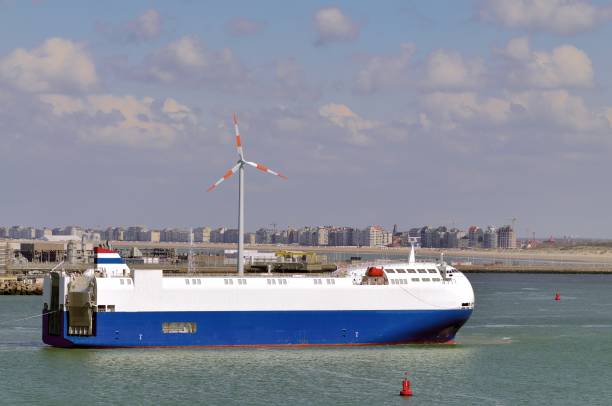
[1,273,611,405]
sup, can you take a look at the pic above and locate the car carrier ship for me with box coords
[41,246,474,348]
[41,114,474,347]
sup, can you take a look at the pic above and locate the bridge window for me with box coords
[386,269,396,273]
[197,279,202,285]
[185,279,190,285]
[407,269,416,273]
[162,322,197,334]
[422,278,431,282]
[411,278,420,282]
[397,269,406,273]
[98,305,106,312]
[107,305,115,312]
[428,269,437,274]
[418,269,427,274]
[120,279,125,285]
[433,278,441,282]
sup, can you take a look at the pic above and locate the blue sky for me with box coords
[1,0,612,238]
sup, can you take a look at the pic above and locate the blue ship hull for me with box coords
[42,309,472,348]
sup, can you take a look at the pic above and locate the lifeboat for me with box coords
[366,266,384,277]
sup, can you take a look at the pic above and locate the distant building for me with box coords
[255,228,273,244]
[210,228,226,243]
[468,226,483,248]
[9,226,21,239]
[0,227,7,239]
[126,226,145,241]
[139,230,161,243]
[53,226,83,237]
[329,227,355,246]
[101,227,125,241]
[245,233,256,245]
[35,228,53,239]
[160,228,190,243]
[445,228,462,248]
[21,227,36,240]
[420,226,434,248]
[432,226,448,248]
[193,227,211,243]
[315,227,329,246]
[360,225,391,247]
[223,229,239,243]
[498,226,516,249]
[484,227,498,249]
[297,227,314,246]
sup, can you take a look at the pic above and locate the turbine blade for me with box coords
[207,163,241,192]
[233,112,244,159]
[245,160,288,180]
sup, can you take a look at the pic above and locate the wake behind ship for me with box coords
[42,247,474,348]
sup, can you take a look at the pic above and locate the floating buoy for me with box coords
[554,291,561,301]
[399,376,413,396]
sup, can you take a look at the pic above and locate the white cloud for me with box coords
[130,9,163,40]
[420,89,610,135]
[0,37,97,93]
[162,98,196,123]
[422,92,512,130]
[501,37,593,88]
[313,7,359,45]
[354,43,415,93]
[225,17,265,36]
[477,0,612,34]
[97,9,163,42]
[39,93,199,146]
[143,36,246,87]
[319,103,377,145]
[508,89,606,132]
[504,37,531,60]
[424,50,485,89]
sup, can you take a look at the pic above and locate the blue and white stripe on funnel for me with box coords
[94,246,130,277]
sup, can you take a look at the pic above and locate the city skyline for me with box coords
[0,222,540,246]
[2,1,612,237]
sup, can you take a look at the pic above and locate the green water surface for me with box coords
[1,273,611,405]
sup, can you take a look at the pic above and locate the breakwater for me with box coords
[0,279,42,295]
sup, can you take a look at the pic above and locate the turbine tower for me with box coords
[207,113,287,276]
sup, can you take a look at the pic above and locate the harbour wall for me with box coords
[0,278,42,295]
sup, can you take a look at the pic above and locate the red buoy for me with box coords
[554,291,561,301]
[399,377,413,396]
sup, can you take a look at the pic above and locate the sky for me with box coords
[2,0,612,238]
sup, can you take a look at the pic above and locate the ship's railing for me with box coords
[162,272,343,278]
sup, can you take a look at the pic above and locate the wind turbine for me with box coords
[207,113,287,276]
